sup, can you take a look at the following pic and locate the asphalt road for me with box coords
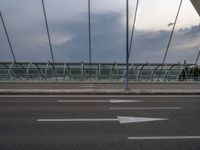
[0,82,200,90]
[0,95,200,150]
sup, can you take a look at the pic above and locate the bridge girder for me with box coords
[191,0,200,16]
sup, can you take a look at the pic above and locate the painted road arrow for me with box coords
[37,116,168,124]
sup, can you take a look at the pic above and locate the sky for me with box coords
[0,0,200,64]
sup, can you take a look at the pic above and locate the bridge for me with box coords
[0,0,200,86]
[0,0,200,150]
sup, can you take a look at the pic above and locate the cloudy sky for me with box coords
[0,0,200,64]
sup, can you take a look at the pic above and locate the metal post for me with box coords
[81,62,84,80]
[193,50,200,80]
[125,0,129,90]
[98,64,101,80]
[195,50,200,66]
[0,11,16,62]
[88,0,92,81]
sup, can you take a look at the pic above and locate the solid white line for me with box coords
[57,100,143,103]
[80,86,94,88]
[37,118,118,122]
[110,99,143,103]
[57,100,108,103]
[110,107,181,110]
[128,136,200,140]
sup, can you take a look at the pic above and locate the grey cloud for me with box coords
[0,6,200,64]
[129,26,200,64]
[53,12,126,62]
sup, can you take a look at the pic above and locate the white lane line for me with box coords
[57,100,108,103]
[37,118,118,122]
[57,100,143,103]
[110,100,143,103]
[110,107,181,110]
[80,86,94,88]
[37,116,168,124]
[128,136,200,140]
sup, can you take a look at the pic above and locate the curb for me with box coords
[0,81,200,84]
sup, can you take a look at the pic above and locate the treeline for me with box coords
[179,67,200,81]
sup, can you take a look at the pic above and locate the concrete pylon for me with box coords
[191,0,200,16]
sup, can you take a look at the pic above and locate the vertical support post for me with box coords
[98,64,101,80]
[193,50,200,80]
[0,11,16,62]
[8,62,15,80]
[45,62,49,81]
[81,62,84,80]
[26,62,32,81]
[63,62,67,81]
[88,0,92,81]
[125,0,129,90]
[195,50,200,66]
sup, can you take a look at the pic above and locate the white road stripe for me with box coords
[37,118,118,122]
[128,136,200,140]
[80,86,94,88]
[57,100,108,103]
[110,107,181,110]
[110,100,143,103]
[57,100,143,103]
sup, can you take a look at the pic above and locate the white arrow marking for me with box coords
[128,136,200,140]
[110,107,181,110]
[57,100,143,103]
[37,116,168,124]
[117,116,168,124]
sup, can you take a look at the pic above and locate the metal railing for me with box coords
[0,62,198,82]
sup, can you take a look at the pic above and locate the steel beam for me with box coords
[164,64,178,81]
[8,62,15,80]
[190,0,200,16]
[41,0,55,63]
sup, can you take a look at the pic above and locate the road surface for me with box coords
[0,82,200,90]
[0,95,200,150]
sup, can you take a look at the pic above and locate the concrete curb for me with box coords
[0,89,200,95]
[1,81,200,84]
